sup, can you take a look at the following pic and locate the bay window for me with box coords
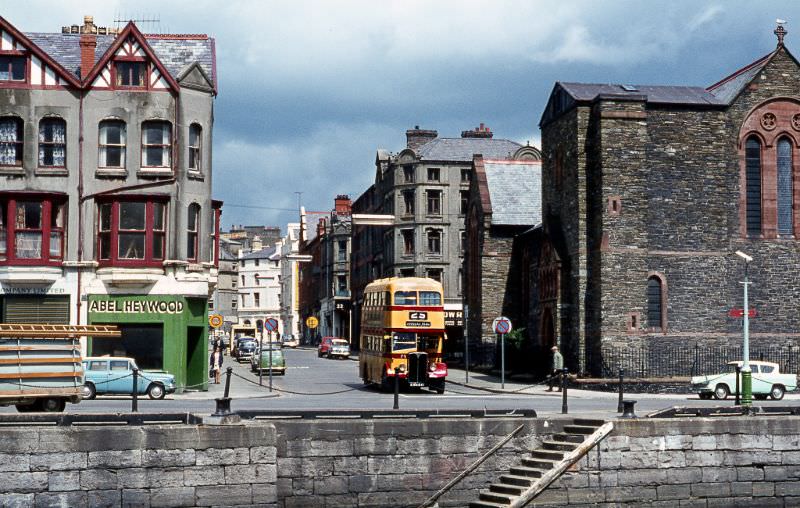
[141,121,172,169]
[97,199,167,267]
[38,118,66,168]
[99,120,126,168]
[0,195,66,265]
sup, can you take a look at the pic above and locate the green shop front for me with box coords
[88,295,208,392]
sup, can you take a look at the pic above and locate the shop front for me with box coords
[87,295,208,392]
[0,285,71,324]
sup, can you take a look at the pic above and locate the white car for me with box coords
[690,361,798,400]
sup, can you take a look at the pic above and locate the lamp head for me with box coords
[735,250,753,263]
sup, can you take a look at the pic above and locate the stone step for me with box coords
[563,424,597,435]
[521,457,559,470]
[509,465,546,478]
[531,449,565,461]
[499,474,535,487]
[479,489,513,505]
[470,501,509,508]
[542,440,578,452]
[553,433,585,443]
[489,482,525,496]
[573,418,605,428]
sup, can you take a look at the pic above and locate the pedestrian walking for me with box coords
[210,347,223,384]
[546,345,564,391]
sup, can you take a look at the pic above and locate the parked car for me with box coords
[250,347,286,375]
[326,338,351,359]
[82,357,176,400]
[234,338,257,362]
[318,336,339,357]
[282,335,299,348]
[690,361,798,400]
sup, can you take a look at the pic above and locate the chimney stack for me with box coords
[334,195,352,216]
[78,15,97,79]
[406,125,438,151]
[252,235,263,252]
[461,123,494,139]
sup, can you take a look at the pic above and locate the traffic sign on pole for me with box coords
[492,316,512,389]
[265,318,279,332]
[492,316,512,335]
[306,317,319,329]
[208,314,223,329]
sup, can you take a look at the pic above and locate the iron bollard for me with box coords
[131,368,139,413]
[223,366,233,399]
[393,373,400,410]
[621,399,637,418]
[735,365,741,406]
[213,367,235,417]
[561,368,568,414]
[617,368,624,413]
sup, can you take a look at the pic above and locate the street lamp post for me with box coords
[735,250,753,409]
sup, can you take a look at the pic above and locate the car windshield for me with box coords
[261,350,283,359]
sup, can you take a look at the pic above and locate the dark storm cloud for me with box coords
[9,1,800,229]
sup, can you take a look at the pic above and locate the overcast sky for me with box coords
[7,1,800,231]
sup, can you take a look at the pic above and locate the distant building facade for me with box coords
[319,196,352,341]
[351,125,526,353]
[237,238,282,338]
[278,223,302,340]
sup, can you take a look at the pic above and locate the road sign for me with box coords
[492,316,512,335]
[208,314,223,329]
[265,318,279,332]
[728,308,757,318]
[306,316,319,329]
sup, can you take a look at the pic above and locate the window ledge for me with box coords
[187,171,205,181]
[96,267,164,287]
[0,168,24,176]
[137,169,174,178]
[35,168,69,177]
[96,169,128,178]
[0,265,63,284]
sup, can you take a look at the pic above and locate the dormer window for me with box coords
[0,56,25,82]
[115,61,146,88]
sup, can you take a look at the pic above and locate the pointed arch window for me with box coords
[745,137,762,236]
[646,276,664,330]
[777,137,793,235]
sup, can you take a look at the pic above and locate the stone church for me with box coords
[534,24,800,376]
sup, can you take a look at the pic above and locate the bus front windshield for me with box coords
[392,332,417,351]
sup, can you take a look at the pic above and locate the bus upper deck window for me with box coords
[393,332,417,351]
[394,291,417,305]
[420,291,441,305]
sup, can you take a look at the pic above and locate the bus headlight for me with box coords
[428,363,436,372]
[397,364,406,373]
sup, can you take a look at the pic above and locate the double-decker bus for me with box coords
[359,277,447,394]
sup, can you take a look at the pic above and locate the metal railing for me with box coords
[585,344,800,379]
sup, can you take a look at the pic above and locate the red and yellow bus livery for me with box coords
[359,277,447,394]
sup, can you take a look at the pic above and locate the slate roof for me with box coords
[240,246,277,261]
[558,82,725,106]
[416,137,522,162]
[707,51,774,104]
[483,160,542,226]
[24,31,216,88]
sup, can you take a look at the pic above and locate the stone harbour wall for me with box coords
[2,416,800,506]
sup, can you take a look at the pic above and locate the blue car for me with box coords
[82,357,176,400]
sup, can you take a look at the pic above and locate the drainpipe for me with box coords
[76,92,84,326]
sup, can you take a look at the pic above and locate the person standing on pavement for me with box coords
[546,345,564,391]
[210,347,223,384]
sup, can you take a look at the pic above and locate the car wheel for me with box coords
[147,383,166,400]
[82,383,97,400]
[770,385,785,400]
[38,398,66,412]
[713,384,730,400]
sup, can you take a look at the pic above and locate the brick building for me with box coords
[464,151,541,367]
[537,24,800,376]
